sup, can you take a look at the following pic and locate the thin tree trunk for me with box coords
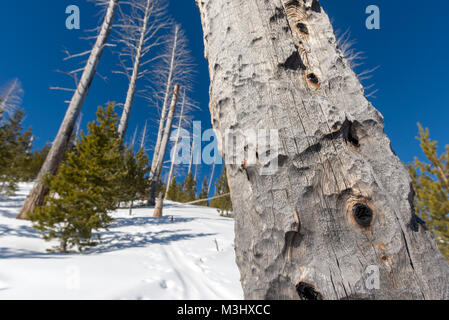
[196,0,449,300]
[208,162,215,194]
[129,200,134,216]
[117,0,152,138]
[149,25,179,179]
[166,88,186,196]
[17,0,119,220]
[188,140,195,175]
[148,84,180,205]
[185,193,230,206]
[194,162,198,181]
[140,120,148,150]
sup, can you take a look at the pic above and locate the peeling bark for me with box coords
[196,0,449,299]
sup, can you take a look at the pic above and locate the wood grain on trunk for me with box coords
[196,0,449,299]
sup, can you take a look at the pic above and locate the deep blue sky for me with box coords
[1,0,448,190]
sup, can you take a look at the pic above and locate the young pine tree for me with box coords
[166,177,183,202]
[211,166,233,217]
[408,123,449,260]
[29,105,125,252]
[197,178,210,206]
[20,144,51,182]
[182,172,197,203]
[0,109,32,195]
[119,147,150,215]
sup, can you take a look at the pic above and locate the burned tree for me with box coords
[18,0,119,220]
[196,0,449,299]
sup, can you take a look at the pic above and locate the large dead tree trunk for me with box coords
[148,84,180,205]
[196,0,449,300]
[17,0,119,220]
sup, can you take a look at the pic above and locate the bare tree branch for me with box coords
[112,0,169,138]
[147,24,195,196]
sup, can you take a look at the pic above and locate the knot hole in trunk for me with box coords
[296,282,323,300]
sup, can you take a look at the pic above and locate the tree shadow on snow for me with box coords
[0,224,69,260]
[89,228,217,254]
[111,215,195,228]
[0,197,27,219]
[0,247,68,260]
[0,224,41,239]
[0,211,216,258]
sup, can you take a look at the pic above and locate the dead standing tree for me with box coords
[18,0,119,220]
[147,24,194,204]
[165,88,187,195]
[148,84,180,206]
[165,88,198,195]
[196,0,449,299]
[114,0,167,138]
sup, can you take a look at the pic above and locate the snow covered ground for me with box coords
[0,183,243,300]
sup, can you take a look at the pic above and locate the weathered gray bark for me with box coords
[18,0,119,220]
[148,84,180,205]
[196,0,449,300]
[153,193,164,218]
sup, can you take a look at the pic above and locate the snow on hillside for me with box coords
[0,183,243,300]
